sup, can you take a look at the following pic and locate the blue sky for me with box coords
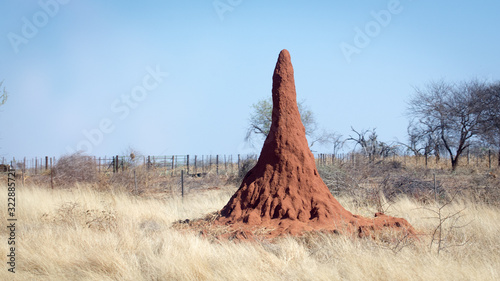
[1,0,500,159]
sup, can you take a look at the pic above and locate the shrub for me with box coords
[53,152,98,187]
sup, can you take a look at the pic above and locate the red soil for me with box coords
[215,49,415,239]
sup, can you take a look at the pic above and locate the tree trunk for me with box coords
[434,144,440,164]
[451,157,458,171]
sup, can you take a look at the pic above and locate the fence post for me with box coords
[51,168,54,189]
[202,155,205,173]
[489,149,491,169]
[171,156,175,173]
[181,170,184,198]
[194,155,197,175]
[216,155,219,175]
[134,170,137,194]
[187,155,190,175]
[45,156,48,170]
[35,157,37,175]
[115,155,119,173]
[224,155,227,173]
[22,157,26,186]
[433,173,437,202]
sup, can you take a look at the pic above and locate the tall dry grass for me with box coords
[0,184,499,280]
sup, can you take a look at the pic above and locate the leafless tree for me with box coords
[404,121,444,162]
[347,127,396,162]
[477,81,500,166]
[309,130,344,154]
[407,80,489,170]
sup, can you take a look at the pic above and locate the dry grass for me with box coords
[1,183,499,280]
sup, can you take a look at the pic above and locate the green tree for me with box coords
[245,97,317,142]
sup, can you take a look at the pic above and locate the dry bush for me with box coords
[41,201,117,231]
[226,155,257,185]
[53,152,98,187]
[384,174,446,203]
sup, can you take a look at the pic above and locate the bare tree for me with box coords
[310,130,344,154]
[477,81,500,166]
[405,121,443,162]
[347,127,396,162]
[407,80,489,170]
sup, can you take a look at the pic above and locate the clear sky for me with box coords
[1,0,500,159]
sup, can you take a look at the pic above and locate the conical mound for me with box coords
[218,49,415,238]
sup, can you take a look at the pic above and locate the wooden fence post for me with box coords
[202,155,205,173]
[194,155,197,175]
[45,156,49,170]
[171,156,175,176]
[224,155,227,173]
[22,157,26,186]
[134,170,137,194]
[115,155,119,173]
[187,155,190,175]
[51,168,54,189]
[216,155,219,175]
[489,149,491,169]
[181,170,184,198]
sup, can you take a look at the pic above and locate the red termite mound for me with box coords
[217,49,415,238]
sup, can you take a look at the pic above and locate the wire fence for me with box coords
[315,150,499,170]
[1,154,259,176]
[2,150,498,177]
